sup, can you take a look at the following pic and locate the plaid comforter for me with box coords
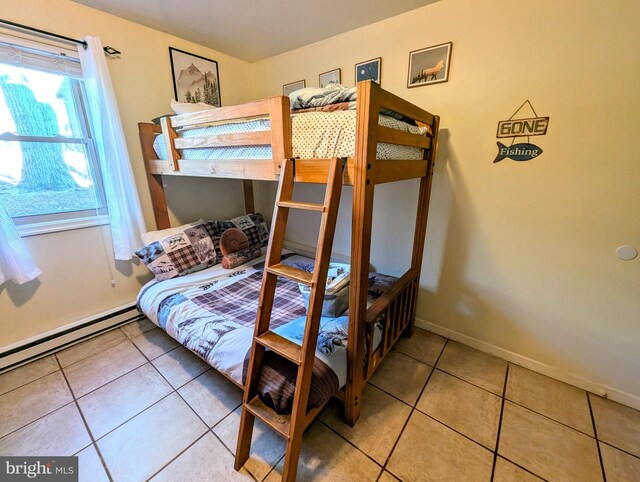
[137,252,396,413]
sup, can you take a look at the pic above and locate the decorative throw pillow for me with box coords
[141,219,205,245]
[170,99,215,115]
[206,213,269,262]
[135,222,217,281]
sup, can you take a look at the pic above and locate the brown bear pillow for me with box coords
[219,228,249,255]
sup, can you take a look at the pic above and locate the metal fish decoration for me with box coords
[494,142,543,163]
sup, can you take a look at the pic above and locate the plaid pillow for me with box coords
[135,222,217,281]
[204,213,269,263]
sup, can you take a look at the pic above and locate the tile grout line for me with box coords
[497,455,550,481]
[65,323,275,480]
[86,390,176,441]
[143,431,210,482]
[378,348,550,481]
[389,345,510,399]
[0,364,60,398]
[209,399,286,481]
[392,344,445,370]
[504,395,598,440]
[262,453,286,481]
[130,333,183,362]
[1,322,245,480]
[433,365,506,397]
[417,409,498,454]
[368,373,430,408]
[380,338,450,475]
[55,327,206,482]
[56,327,133,370]
[71,441,96,457]
[54,356,115,482]
[129,339,245,481]
[0,400,77,442]
[374,467,384,482]
[257,379,399,480]
[127,329,267,480]
[318,419,385,469]
[490,362,510,481]
[209,400,244,432]
[62,353,148,400]
[587,392,607,481]
[206,426,259,482]
[598,440,640,462]
[2,340,149,441]
[131,333,263,480]
[0,330,135,399]
[70,375,238,473]
[0,316,146,378]
[9,322,637,481]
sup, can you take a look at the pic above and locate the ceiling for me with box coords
[72,0,438,62]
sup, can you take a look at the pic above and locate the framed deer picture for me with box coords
[407,42,452,88]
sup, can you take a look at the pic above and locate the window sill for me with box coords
[17,215,110,237]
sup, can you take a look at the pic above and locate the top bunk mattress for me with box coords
[153,110,427,161]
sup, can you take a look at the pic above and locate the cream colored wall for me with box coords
[2,0,639,406]
[0,0,257,347]
[253,0,640,402]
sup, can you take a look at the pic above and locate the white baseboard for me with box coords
[283,240,350,262]
[0,302,141,372]
[416,317,640,412]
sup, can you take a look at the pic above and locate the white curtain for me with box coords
[79,36,146,260]
[0,201,41,285]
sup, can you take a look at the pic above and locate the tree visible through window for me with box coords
[0,61,106,225]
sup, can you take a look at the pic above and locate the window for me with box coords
[0,38,107,235]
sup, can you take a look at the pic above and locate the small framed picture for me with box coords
[319,68,341,88]
[355,57,382,85]
[283,79,306,96]
[169,47,221,106]
[407,42,452,88]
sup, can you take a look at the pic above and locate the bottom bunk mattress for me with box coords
[136,252,397,414]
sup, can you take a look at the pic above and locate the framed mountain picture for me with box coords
[169,47,221,107]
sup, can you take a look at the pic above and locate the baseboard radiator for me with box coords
[0,303,142,373]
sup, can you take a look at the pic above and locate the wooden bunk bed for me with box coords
[137,80,439,480]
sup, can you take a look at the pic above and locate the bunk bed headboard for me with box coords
[137,95,292,229]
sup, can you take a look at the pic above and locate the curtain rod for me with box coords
[0,18,121,55]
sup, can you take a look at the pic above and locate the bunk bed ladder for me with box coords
[235,156,346,482]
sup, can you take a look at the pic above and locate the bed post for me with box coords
[243,180,255,214]
[406,115,440,336]
[345,81,379,426]
[138,122,171,229]
[268,95,292,176]
[160,116,180,172]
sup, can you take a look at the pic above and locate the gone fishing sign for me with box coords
[494,100,549,163]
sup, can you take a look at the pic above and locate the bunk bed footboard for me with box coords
[363,269,420,380]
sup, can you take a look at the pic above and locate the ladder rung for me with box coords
[266,263,313,286]
[276,201,325,212]
[245,396,290,439]
[256,331,302,365]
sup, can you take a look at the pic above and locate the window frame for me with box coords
[0,40,109,236]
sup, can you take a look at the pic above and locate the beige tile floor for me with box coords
[1,319,639,481]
